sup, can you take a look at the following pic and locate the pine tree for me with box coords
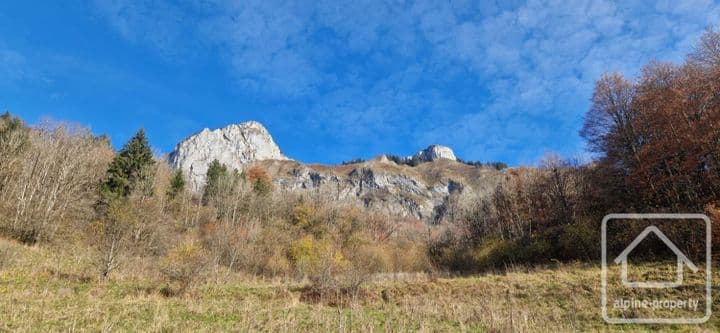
[203,159,227,204]
[101,129,156,199]
[167,169,185,200]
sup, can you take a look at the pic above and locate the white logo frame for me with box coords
[601,213,712,324]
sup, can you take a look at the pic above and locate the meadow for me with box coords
[2,237,717,332]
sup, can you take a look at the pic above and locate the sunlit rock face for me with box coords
[170,122,502,223]
[169,121,289,190]
[411,145,457,162]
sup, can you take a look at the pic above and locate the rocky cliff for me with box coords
[168,122,289,190]
[256,159,502,221]
[169,121,503,222]
[411,144,457,162]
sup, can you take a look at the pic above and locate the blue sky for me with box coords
[1,1,718,165]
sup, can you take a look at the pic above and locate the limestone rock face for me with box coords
[169,121,288,190]
[274,166,458,219]
[256,158,504,222]
[169,122,503,222]
[412,145,457,162]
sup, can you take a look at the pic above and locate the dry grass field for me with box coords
[1,237,717,332]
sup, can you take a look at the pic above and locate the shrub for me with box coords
[264,249,292,277]
[166,169,185,200]
[341,241,389,291]
[92,200,136,278]
[201,219,262,273]
[160,240,209,295]
[246,165,272,196]
[387,239,432,272]
[291,203,316,230]
[558,220,598,260]
[289,235,348,291]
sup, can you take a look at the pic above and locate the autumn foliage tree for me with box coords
[430,29,720,271]
[582,29,720,211]
[246,165,272,195]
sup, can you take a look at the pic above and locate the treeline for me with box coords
[430,28,720,271]
[456,159,508,170]
[382,154,508,170]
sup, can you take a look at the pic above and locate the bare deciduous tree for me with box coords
[0,121,111,243]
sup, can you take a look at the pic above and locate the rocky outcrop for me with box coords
[411,145,457,162]
[169,121,503,222]
[169,122,289,190]
[274,165,460,219]
[255,158,504,222]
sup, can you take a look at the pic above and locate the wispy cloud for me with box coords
[92,0,198,59]
[92,0,720,164]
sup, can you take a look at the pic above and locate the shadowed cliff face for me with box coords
[170,122,504,222]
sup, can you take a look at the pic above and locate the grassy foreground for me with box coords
[0,238,717,332]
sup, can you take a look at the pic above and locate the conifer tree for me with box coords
[167,169,186,200]
[203,159,227,204]
[101,129,156,199]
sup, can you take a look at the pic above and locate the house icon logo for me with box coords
[614,226,698,289]
[601,213,712,324]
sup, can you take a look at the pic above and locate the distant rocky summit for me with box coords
[411,144,457,162]
[169,121,503,222]
[169,121,289,190]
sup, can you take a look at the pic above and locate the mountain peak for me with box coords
[412,144,457,162]
[169,121,289,190]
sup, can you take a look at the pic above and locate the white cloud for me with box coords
[92,0,195,59]
[92,0,720,164]
[415,0,720,163]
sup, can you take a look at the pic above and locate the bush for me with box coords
[246,165,273,196]
[92,199,135,278]
[166,170,185,200]
[289,235,348,291]
[341,241,389,291]
[291,203,318,231]
[558,220,598,260]
[160,241,209,295]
